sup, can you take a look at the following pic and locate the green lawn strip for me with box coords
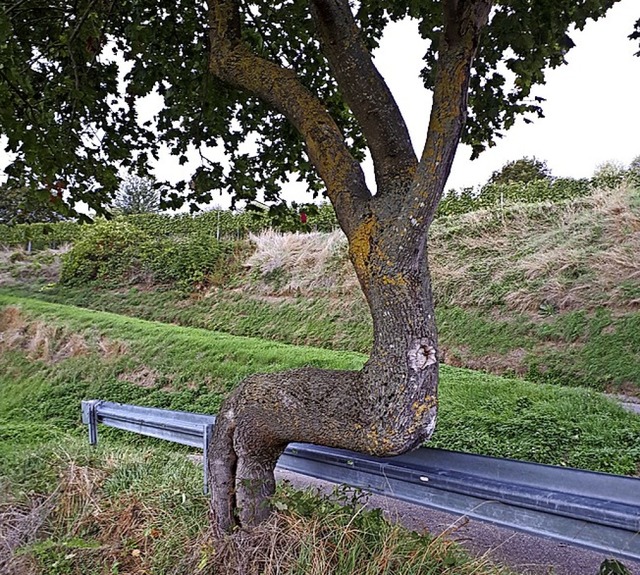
[1,293,639,475]
[9,284,639,393]
[432,367,640,474]
[0,284,374,353]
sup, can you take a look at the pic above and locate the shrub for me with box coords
[59,219,244,289]
[488,156,552,185]
[145,233,242,289]
[60,220,150,286]
[591,161,628,190]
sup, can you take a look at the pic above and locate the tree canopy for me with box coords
[1,0,634,218]
[487,156,552,185]
[0,184,67,224]
[112,175,161,214]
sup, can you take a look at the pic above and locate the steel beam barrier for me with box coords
[81,400,640,562]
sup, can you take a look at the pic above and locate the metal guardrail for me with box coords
[81,400,640,563]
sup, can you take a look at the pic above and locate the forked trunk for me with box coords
[204,0,492,535]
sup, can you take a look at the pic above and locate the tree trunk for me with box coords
[207,207,439,532]
[204,0,492,534]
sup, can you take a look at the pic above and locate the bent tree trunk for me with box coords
[208,213,439,531]
[205,0,492,532]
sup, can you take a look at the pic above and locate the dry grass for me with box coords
[0,492,58,575]
[429,184,640,314]
[245,230,358,296]
[0,306,127,363]
[118,366,161,388]
[243,186,640,318]
[0,445,509,575]
[0,246,68,287]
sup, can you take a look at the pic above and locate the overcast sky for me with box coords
[2,0,639,208]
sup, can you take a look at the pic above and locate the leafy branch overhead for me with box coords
[0,0,631,218]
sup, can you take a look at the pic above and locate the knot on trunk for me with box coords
[407,339,437,371]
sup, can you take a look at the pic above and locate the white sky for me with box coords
[373,0,640,192]
[2,0,639,208]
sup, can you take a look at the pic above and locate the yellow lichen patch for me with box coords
[366,426,384,453]
[407,395,438,434]
[411,400,430,420]
[348,215,376,277]
[381,273,407,287]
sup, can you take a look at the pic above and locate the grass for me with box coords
[8,281,638,392]
[1,291,638,574]
[0,294,521,574]
[2,293,639,475]
[0,438,513,575]
[2,186,640,574]
[2,184,638,393]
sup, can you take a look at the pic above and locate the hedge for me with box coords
[0,204,340,250]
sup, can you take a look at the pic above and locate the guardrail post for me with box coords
[81,400,100,446]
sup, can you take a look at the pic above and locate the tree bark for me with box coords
[205,0,492,532]
[207,241,439,532]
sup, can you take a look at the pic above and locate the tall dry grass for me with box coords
[245,185,640,317]
[0,443,511,575]
[0,306,127,363]
[245,230,359,296]
[0,246,68,287]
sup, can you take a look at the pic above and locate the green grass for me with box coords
[10,282,638,393]
[1,438,513,575]
[0,293,519,574]
[439,305,640,391]
[2,283,374,353]
[2,293,639,476]
[0,293,363,433]
[3,185,640,397]
[1,294,638,575]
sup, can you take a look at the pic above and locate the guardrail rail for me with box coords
[81,399,640,562]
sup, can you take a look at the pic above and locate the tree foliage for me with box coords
[487,157,552,186]
[0,0,629,215]
[112,175,161,215]
[0,184,67,224]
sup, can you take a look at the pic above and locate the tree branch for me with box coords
[206,0,372,240]
[399,0,492,255]
[309,0,418,197]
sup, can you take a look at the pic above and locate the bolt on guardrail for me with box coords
[81,400,640,563]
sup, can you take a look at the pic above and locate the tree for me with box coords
[488,157,552,186]
[112,175,161,215]
[0,0,629,532]
[0,184,67,225]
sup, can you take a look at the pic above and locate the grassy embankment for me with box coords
[1,292,639,573]
[0,294,501,575]
[4,184,639,394]
[1,184,639,573]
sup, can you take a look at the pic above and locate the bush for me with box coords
[437,177,592,217]
[591,161,628,190]
[60,220,149,286]
[59,219,244,289]
[145,233,242,289]
[488,156,552,185]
